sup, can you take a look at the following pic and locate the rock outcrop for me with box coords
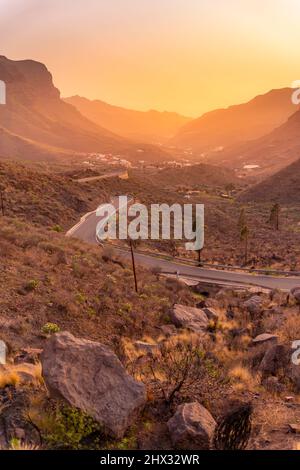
[41,331,146,438]
[170,304,209,333]
[167,402,216,450]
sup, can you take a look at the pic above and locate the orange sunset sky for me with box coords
[1,0,300,116]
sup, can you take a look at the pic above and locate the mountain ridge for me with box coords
[171,88,298,153]
[64,95,191,143]
[0,56,170,162]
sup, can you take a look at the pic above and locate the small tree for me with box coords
[238,208,246,232]
[225,183,235,197]
[192,217,203,266]
[240,225,249,266]
[269,203,280,231]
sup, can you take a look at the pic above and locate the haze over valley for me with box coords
[1,0,300,454]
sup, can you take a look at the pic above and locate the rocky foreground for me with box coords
[1,268,300,450]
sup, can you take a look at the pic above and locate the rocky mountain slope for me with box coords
[172,88,298,154]
[206,104,300,176]
[0,56,170,162]
[238,157,300,203]
[64,95,191,143]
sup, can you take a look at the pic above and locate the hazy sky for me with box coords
[1,0,300,116]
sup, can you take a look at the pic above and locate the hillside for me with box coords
[208,105,300,175]
[1,216,300,451]
[0,160,111,227]
[0,56,170,162]
[151,163,240,189]
[238,156,300,203]
[0,127,70,163]
[64,96,191,143]
[172,88,298,153]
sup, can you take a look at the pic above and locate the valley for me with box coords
[0,53,300,453]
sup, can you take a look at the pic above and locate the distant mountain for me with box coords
[64,95,191,143]
[209,106,300,175]
[171,88,298,153]
[238,156,300,204]
[0,56,170,162]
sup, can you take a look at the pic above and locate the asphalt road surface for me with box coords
[67,210,300,291]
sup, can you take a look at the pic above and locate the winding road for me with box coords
[67,209,300,291]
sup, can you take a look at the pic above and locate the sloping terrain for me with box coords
[0,160,109,227]
[238,157,300,203]
[150,163,240,189]
[172,88,298,153]
[64,95,191,143]
[0,127,70,163]
[209,106,300,175]
[0,56,170,162]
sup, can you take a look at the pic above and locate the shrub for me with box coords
[25,279,39,292]
[27,403,102,450]
[41,323,60,335]
[52,225,63,233]
[142,333,222,404]
[8,438,39,451]
[0,370,21,388]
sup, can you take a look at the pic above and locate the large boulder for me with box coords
[167,402,216,450]
[202,308,219,322]
[41,331,146,438]
[259,344,290,376]
[243,296,263,315]
[291,287,300,306]
[252,333,278,346]
[259,343,300,391]
[171,304,209,333]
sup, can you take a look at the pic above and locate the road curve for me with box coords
[67,211,300,291]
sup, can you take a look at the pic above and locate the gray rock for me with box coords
[262,376,284,394]
[252,334,278,346]
[160,325,177,337]
[259,344,290,376]
[167,402,216,450]
[243,296,263,315]
[202,308,219,321]
[171,304,209,333]
[288,423,300,434]
[259,343,300,391]
[41,331,146,438]
[291,287,300,303]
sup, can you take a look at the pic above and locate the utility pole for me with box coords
[198,248,203,266]
[130,239,138,293]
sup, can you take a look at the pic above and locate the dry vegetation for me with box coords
[0,161,300,451]
[1,215,300,450]
[94,168,300,270]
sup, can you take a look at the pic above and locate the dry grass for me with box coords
[229,365,261,392]
[277,313,300,342]
[0,370,21,388]
[0,217,194,353]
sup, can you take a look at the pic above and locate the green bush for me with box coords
[41,322,60,335]
[44,405,102,450]
[25,279,39,292]
[52,225,63,233]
